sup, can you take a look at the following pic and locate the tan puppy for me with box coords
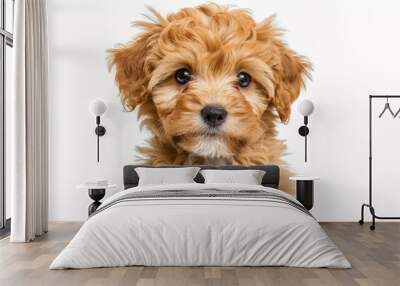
[109,4,310,194]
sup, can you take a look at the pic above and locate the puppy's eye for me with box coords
[238,72,252,88]
[175,68,192,84]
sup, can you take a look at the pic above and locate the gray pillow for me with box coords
[135,167,201,186]
[200,169,266,185]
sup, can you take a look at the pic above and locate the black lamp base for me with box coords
[298,126,309,136]
[95,126,106,136]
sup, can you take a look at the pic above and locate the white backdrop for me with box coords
[47,0,400,221]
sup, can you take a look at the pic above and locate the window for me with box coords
[0,0,14,234]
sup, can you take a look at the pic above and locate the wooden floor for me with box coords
[0,222,399,286]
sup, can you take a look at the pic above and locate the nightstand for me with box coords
[77,183,117,216]
[289,176,319,210]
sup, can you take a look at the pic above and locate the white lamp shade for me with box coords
[89,98,107,116]
[298,99,314,116]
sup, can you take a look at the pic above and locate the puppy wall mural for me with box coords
[109,3,311,194]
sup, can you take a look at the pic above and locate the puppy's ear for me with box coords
[257,17,311,122]
[273,46,310,122]
[108,7,166,110]
[109,34,151,110]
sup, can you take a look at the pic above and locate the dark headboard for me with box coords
[123,165,280,189]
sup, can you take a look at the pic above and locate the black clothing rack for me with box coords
[359,95,400,230]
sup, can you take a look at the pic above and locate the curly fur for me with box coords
[109,3,311,194]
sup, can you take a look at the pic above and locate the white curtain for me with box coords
[10,0,48,242]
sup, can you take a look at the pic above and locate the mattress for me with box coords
[50,183,350,269]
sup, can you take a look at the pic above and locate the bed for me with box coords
[50,165,350,269]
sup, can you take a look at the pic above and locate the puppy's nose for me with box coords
[201,105,227,127]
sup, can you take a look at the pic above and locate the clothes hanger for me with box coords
[393,106,400,118]
[378,97,395,118]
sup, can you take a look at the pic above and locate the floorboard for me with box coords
[0,222,399,286]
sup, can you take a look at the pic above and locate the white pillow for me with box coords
[135,167,200,186]
[200,169,266,185]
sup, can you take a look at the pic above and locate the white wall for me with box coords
[48,0,400,221]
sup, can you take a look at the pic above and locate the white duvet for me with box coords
[50,183,350,269]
